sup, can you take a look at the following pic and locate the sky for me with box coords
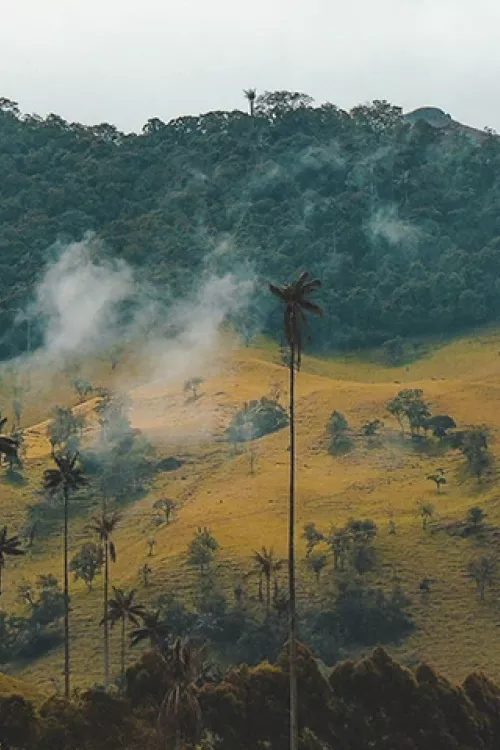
[2,0,500,133]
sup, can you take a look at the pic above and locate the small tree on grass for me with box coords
[139,563,152,588]
[362,419,383,438]
[308,552,327,583]
[424,415,456,438]
[153,498,176,525]
[226,398,288,443]
[12,399,23,429]
[69,542,103,592]
[327,411,353,455]
[72,379,94,403]
[466,506,486,530]
[147,538,156,556]
[467,556,496,601]
[383,336,405,366]
[427,468,447,493]
[460,428,492,483]
[328,529,351,572]
[302,523,324,557]
[47,406,85,453]
[418,502,434,531]
[187,527,219,576]
[248,444,257,475]
[302,523,325,557]
[387,389,430,435]
[184,378,204,400]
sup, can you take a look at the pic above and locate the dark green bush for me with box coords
[225,398,289,443]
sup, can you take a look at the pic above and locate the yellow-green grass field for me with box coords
[2,329,500,695]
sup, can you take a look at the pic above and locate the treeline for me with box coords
[2,92,500,355]
[3,643,500,750]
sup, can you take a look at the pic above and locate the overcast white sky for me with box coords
[2,0,500,133]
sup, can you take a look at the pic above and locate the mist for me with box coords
[28,235,134,358]
[367,205,421,246]
[11,235,256,442]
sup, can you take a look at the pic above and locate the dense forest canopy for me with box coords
[2,91,500,356]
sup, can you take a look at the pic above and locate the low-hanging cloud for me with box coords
[29,235,134,357]
[367,205,421,246]
[17,234,256,442]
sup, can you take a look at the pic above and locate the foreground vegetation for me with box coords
[3,642,500,749]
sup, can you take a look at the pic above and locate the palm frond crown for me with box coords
[269,271,323,367]
[0,526,25,563]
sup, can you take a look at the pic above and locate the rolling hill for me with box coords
[2,328,500,693]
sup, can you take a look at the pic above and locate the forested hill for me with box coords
[2,92,500,356]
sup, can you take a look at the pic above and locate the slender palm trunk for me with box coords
[121,614,126,685]
[104,540,109,688]
[63,486,70,699]
[288,345,298,750]
[265,572,271,619]
[0,561,3,597]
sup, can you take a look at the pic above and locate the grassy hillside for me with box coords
[2,329,500,692]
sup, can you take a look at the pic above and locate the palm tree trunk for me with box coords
[104,540,109,689]
[265,572,271,619]
[121,614,125,685]
[288,344,298,750]
[63,486,70,699]
[0,561,3,597]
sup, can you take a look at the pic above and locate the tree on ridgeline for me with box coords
[243,88,257,117]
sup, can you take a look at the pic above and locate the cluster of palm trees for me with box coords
[250,546,283,619]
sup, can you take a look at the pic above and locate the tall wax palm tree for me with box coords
[251,546,282,619]
[243,88,257,117]
[43,450,86,699]
[269,271,322,750]
[0,526,25,597]
[158,637,206,750]
[102,587,145,685]
[88,509,121,688]
[130,609,169,651]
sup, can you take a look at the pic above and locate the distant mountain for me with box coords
[403,106,492,141]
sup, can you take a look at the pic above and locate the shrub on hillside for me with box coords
[327,411,353,455]
[225,398,288,443]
